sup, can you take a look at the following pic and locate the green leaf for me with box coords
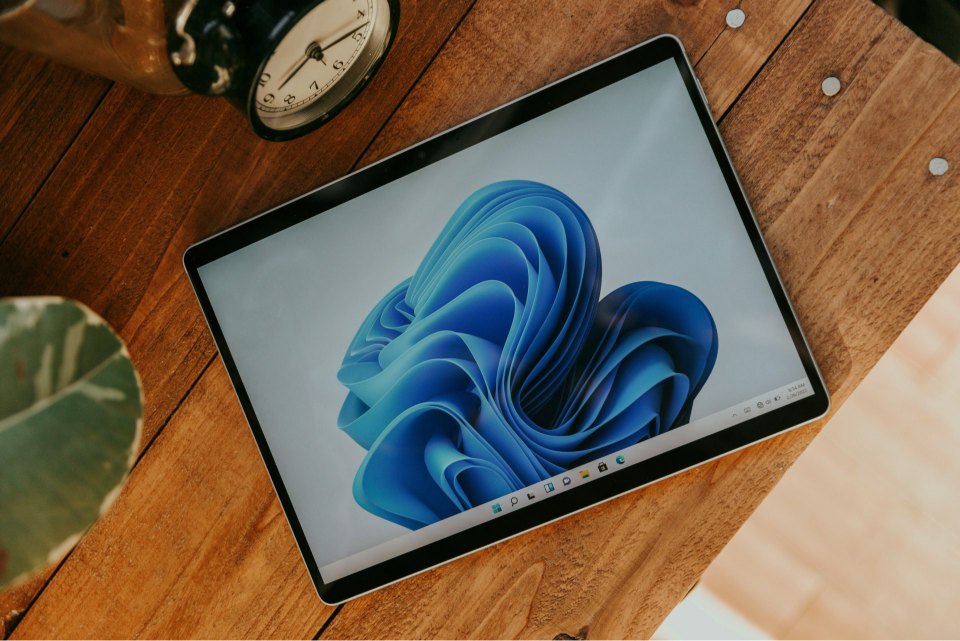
[0,297,143,589]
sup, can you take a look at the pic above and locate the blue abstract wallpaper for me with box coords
[337,181,718,529]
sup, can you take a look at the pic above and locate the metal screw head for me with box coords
[821,76,841,97]
[929,157,949,176]
[726,8,746,29]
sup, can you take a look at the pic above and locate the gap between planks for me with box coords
[0,82,113,248]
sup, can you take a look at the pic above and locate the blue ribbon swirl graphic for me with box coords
[337,181,718,529]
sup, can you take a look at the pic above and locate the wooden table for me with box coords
[1,0,958,637]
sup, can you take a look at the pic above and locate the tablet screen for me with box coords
[194,52,821,588]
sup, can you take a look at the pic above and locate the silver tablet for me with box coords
[185,34,829,603]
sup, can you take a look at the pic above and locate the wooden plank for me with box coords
[0,46,110,239]
[318,0,960,638]
[1,0,809,637]
[694,0,813,116]
[0,1,475,636]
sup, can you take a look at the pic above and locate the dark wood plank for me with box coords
[0,46,110,239]
[317,0,960,637]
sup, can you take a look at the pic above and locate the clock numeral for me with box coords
[258,72,271,87]
[310,80,319,91]
[284,94,296,104]
[333,60,344,70]
[352,30,363,41]
[357,9,365,18]
[263,93,275,103]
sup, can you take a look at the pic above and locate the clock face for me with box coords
[254,0,394,134]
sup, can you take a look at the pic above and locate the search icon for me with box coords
[510,497,519,506]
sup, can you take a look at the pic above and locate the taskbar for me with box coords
[319,377,813,581]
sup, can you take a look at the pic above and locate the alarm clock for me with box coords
[168,0,399,141]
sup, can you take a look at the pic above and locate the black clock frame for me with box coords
[168,0,400,141]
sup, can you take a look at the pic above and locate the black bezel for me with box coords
[184,34,830,604]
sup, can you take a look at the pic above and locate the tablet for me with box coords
[185,34,829,604]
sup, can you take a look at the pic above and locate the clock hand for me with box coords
[275,21,369,92]
[278,42,324,91]
[318,19,369,51]
[278,57,309,91]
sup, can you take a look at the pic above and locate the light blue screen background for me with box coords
[198,59,807,567]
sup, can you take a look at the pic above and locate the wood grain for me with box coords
[0,46,110,239]
[694,0,813,117]
[356,0,814,169]
[359,0,732,165]
[0,1,475,635]
[2,0,956,636]
[0,44,111,641]
[320,0,960,637]
[722,0,960,404]
[2,0,814,636]
[0,0,476,451]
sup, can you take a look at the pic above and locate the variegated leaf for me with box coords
[0,297,142,589]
